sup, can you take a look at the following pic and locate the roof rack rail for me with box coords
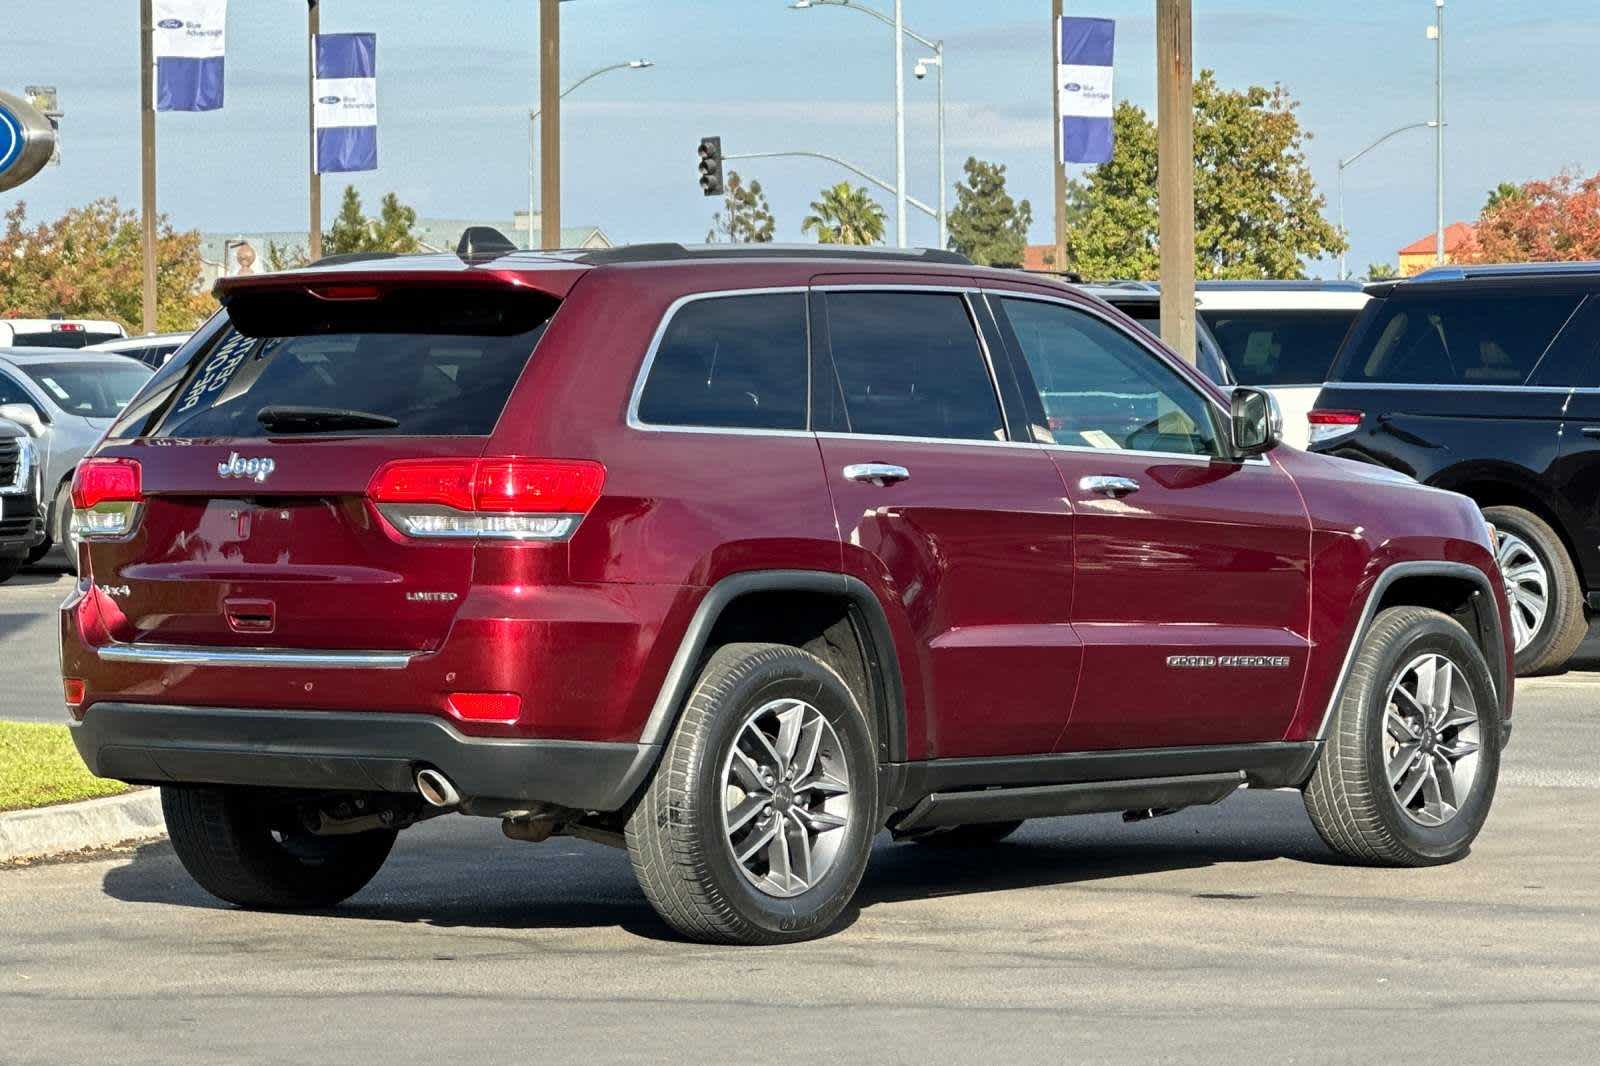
[569,243,972,266]
[1193,278,1366,292]
[1406,261,1600,282]
[1018,267,1085,283]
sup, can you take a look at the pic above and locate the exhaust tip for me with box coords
[415,767,461,809]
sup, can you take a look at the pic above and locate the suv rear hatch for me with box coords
[78,272,576,653]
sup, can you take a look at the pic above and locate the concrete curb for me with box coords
[0,789,166,864]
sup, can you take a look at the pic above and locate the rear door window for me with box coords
[1203,309,1359,387]
[635,292,808,430]
[153,288,557,438]
[1334,291,1579,386]
[818,290,1004,442]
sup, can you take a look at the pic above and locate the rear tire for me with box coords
[52,483,77,576]
[162,785,397,909]
[898,820,1025,846]
[625,643,879,945]
[1303,606,1501,867]
[1482,505,1584,676]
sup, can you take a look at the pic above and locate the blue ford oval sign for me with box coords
[0,90,57,192]
[157,18,184,29]
[318,95,341,105]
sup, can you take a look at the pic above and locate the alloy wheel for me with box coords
[720,698,851,899]
[1382,653,1482,827]
[1495,530,1548,652]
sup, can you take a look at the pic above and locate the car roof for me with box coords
[0,317,123,330]
[1193,288,1370,311]
[84,333,190,352]
[1371,261,1600,296]
[0,346,153,370]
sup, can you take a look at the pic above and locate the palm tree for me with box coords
[802,183,887,246]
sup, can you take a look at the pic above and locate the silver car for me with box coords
[0,348,153,572]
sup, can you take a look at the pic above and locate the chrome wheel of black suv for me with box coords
[626,643,878,945]
[1482,505,1586,676]
[1303,607,1501,866]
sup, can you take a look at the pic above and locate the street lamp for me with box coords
[790,0,946,250]
[527,59,653,248]
[1429,0,1446,265]
[1336,120,1440,280]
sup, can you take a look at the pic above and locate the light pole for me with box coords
[1429,0,1446,264]
[790,0,946,249]
[528,59,652,247]
[1336,121,1435,280]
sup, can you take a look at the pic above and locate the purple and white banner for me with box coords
[314,33,378,174]
[154,0,227,112]
[1058,16,1115,164]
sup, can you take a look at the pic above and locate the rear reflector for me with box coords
[1307,409,1363,446]
[71,458,144,539]
[63,679,85,707]
[368,458,605,541]
[446,692,522,723]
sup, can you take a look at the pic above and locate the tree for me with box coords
[947,157,1033,266]
[802,182,886,246]
[1484,181,1525,214]
[1461,169,1600,263]
[1366,261,1400,281]
[0,198,214,332]
[1064,70,1346,279]
[707,171,776,243]
[265,240,309,272]
[322,186,421,256]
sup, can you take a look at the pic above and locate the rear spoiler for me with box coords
[213,263,589,303]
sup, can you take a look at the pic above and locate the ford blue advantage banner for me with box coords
[314,33,378,174]
[153,0,227,112]
[1058,16,1115,165]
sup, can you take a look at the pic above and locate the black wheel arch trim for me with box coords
[636,570,908,763]
[1313,560,1509,747]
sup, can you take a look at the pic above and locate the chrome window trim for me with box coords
[981,288,1271,465]
[1317,380,1577,395]
[95,644,417,670]
[813,430,1038,451]
[625,286,813,437]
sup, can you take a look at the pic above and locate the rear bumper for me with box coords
[70,702,659,813]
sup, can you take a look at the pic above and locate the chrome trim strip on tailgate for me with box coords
[96,644,416,670]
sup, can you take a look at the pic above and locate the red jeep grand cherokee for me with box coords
[62,242,1512,944]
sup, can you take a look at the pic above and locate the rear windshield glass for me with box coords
[1203,310,1358,387]
[1333,292,1579,386]
[21,362,152,418]
[153,289,557,438]
[12,330,123,348]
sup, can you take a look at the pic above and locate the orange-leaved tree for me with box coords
[0,198,215,332]
[1462,170,1600,263]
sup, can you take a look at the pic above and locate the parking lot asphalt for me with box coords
[3,567,1599,1063]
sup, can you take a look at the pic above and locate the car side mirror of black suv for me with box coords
[1230,387,1282,457]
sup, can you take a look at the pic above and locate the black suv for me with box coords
[1310,262,1600,674]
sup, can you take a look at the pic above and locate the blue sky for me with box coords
[7,1,1600,275]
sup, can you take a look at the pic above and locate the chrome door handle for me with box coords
[843,462,911,486]
[1079,475,1140,497]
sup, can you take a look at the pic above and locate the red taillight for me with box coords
[1307,409,1363,446]
[367,458,605,540]
[53,322,85,333]
[71,458,143,509]
[446,692,522,722]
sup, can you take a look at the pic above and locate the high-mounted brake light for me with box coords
[308,284,383,302]
[53,322,85,333]
[367,458,605,541]
[71,458,144,539]
[1307,409,1363,446]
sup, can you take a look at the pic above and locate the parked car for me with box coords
[84,332,193,369]
[0,348,154,572]
[65,242,1511,944]
[1308,261,1600,676]
[1078,282,1236,386]
[0,318,126,349]
[0,417,43,583]
[1195,280,1369,448]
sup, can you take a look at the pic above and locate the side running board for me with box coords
[891,771,1245,832]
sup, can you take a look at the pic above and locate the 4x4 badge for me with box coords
[218,453,276,483]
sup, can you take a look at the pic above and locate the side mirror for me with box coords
[1230,387,1282,457]
[0,403,44,438]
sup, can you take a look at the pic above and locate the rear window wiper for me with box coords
[256,405,401,433]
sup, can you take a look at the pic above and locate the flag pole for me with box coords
[139,0,157,334]
[308,0,322,261]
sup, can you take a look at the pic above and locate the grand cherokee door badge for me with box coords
[1167,655,1291,669]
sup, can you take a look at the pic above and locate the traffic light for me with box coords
[698,136,724,197]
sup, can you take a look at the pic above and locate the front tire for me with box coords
[52,483,77,576]
[162,786,397,909]
[625,642,879,945]
[1303,606,1501,867]
[1483,505,1584,676]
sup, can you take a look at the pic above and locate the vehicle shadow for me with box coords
[10,563,70,587]
[100,790,1339,941]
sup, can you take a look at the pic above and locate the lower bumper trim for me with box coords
[71,703,658,813]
